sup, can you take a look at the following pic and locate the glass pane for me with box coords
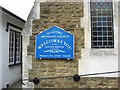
[90,1,114,48]
[9,31,15,64]
[15,33,21,63]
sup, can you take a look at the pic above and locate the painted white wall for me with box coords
[80,0,119,77]
[1,10,25,89]
[79,49,118,77]
[118,1,120,77]
[0,9,2,89]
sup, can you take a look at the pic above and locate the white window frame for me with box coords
[81,0,118,50]
[8,23,22,66]
[79,0,119,77]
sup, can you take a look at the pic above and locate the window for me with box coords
[90,0,114,48]
[9,30,21,65]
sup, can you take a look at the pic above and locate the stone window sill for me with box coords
[81,49,118,58]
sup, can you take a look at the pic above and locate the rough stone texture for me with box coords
[28,2,119,88]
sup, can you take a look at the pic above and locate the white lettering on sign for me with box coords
[47,30,63,35]
[37,39,72,50]
[41,35,69,38]
[64,42,72,50]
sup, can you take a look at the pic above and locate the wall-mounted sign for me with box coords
[35,26,74,59]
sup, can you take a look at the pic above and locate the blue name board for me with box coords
[35,26,74,59]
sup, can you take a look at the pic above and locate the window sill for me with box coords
[90,49,117,56]
[81,48,118,58]
[9,63,22,67]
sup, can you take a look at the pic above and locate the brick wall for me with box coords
[27,2,119,88]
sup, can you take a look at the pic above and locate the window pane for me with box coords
[15,33,21,63]
[9,31,15,64]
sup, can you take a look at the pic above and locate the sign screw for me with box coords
[67,58,70,61]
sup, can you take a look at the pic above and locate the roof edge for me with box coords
[0,6,26,23]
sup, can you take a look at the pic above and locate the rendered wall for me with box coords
[118,1,120,77]
[22,1,40,89]
[0,9,2,89]
[1,11,24,89]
